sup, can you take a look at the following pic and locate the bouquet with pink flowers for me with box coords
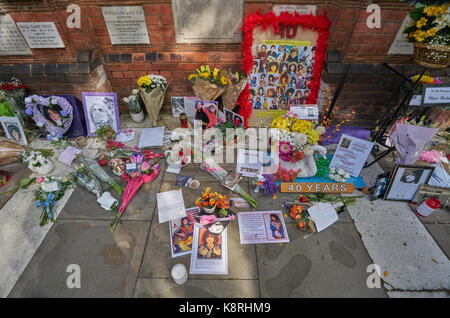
[110,152,161,232]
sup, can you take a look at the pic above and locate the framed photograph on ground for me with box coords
[169,207,199,258]
[384,165,434,201]
[194,100,218,130]
[0,116,27,145]
[81,92,120,135]
[371,172,390,201]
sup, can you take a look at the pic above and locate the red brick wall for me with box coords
[0,0,448,128]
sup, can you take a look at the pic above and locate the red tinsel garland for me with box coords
[238,11,330,128]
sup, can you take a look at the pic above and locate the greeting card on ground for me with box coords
[157,189,186,223]
[193,100,219,130]
[238,211,289,244]
[169,207,199,258]
[190,224,228,275]
[307,203,338,232]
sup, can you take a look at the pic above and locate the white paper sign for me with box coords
[41,181,60,193]
[423,86,450,105]
[289,105,319,120]
[17,22,65,48]
[238,211,289,244]
[388,15,413,55]
[307,203,338,232]
[0,14,32,55]
[273,5,316,15]
[409,94,422,106]
[101,6,150,45]
[236,149,263,178]
[329,134,374,177]
[97,191,118,210]
[157,189,186,223]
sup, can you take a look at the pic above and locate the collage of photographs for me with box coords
[249,42,316,111]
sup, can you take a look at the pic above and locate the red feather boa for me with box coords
[238,11,330,127]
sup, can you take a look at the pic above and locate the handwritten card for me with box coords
[58,146,81,166]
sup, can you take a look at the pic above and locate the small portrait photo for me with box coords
[82,92,120,136]
[269,98,278,110]
[299,46,310,62]
[340,137,352,149]
[400,168,424,184]
[249,74,259,87]
[171,97,185,117]
[288,75,297,88]
[279,61,289,74]
[268,60,279,73]
[262,97,269,110]
[256,86,265,97]
[253,96,262,109]
[279,73,289,87]
[169,207,198,258]
[258,73,267,87]
[233,114,244,127]
[296,76,307,89]
[249,88,256,98]
[276,86,285,98]
[0,116,27,145]
[38,104,63,127]
[264,212,286,240]
[277,45,288,61]
[371,173,390,201]
[258,59,268,73]
[267,45,278,60]
[285,87,295,99]
[297,62,306,76]
[288,62,298,77]
[256,44,268,60]
[294,89,303,99]
[252,60,259,74]
[267,74,278,87]
[278,97,287,110]
[197,228,222,259]
[266,87,277,98]
[194,100,218,130]
[225,108,234,122]
[287,46,299,63]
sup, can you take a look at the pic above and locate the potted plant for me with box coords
[123,89,144,123]
[195,187,230,214]
[403,3,450,68]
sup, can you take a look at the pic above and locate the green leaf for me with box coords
[18,177,36,189]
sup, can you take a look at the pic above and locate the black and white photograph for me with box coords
[171,96,185,117]
[82,92,120,136]
[0,116,27,145]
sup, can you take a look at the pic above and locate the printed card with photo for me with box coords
[194,100,219,130]
[169,207,199,258]
[224,108,244,126]
[0,116,28,145]
[238,211,289,244]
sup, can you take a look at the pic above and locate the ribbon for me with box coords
[36,192,56,219]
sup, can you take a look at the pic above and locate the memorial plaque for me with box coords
[17,22,65,48]
[388,15,413,55]
[0,14,32,56]
[101,6,150,45]
[273,4,317,16]
[172,0,243,43]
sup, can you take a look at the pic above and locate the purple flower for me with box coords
[60,110,68,117]
[56,132,63,138]
[25,108,33,116]
[47,135,53,141]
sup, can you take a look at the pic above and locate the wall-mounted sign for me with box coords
[280,182,354,193]
[101,6,150,45]
[273,5,317,16]
[422,85,450,106]
[388,15,413,55]
[17,22,65,48]
[0,14,32,55]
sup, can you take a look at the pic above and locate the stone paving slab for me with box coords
[59,160,165,221]
[8,219,149,298]
[345,190,450,291]
[133,278,259,298]
[423,224,450,258]
[0,162,32,210]
[256,223,387,298]
[388,291,449,298]
[417,208,450,223]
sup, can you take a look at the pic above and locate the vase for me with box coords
[130,111,144,123]
[202,205,216,214]
[28,159,54,175]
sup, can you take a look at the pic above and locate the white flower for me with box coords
[56,120,62,126]
[329,167,336,174]
[129,95,136,101]
[338,168,345,176]
[53,136,59,142]
[123,97,130,103]
[36,122,45,128]
[316,126,326,135]
[344,173,350,179]
[294,133,307,147]
[25,97,32,103]
[132,89,139,95]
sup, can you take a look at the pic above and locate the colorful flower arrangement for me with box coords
[188,65,229,87]
[122,89,142,114]
[137,74,168,93]
[196,187,230,210]
[410,74,443,84]
[403,4,449,45]
[328,167,350,183]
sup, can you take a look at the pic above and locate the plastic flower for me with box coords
[132,89,139,95]
[307,128,319,145]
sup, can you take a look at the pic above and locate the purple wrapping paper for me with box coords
[320,125,370,146]
[40,94,88,138]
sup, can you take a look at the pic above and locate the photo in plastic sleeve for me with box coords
[263,212,288,241]
[194,100,218,130]
[169,207,199,258]
[0,116,27,145]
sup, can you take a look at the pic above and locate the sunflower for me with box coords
[220,76,228,86]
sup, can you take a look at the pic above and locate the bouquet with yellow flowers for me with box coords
[221,70,248,110]
[137,74,168,122]
[403,3,449,68]
[188,65,226,101]
[269,114,327,181]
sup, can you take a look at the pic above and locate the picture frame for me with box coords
[0,116,28,145]
[384,164,434,202]
[421,84,450,107]
[81,92,120,136]
[371,172,390,201]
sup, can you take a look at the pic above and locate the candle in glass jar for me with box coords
[179,113,188,128]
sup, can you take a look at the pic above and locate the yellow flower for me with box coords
[137,75,151,88]
[307,129,320,145]
[200,72,210,78]
[188,74,197,81]
[423,6,436,17]
[411,74,435,84]
[213,68,220,78]
[416,17,428,29]
[426,28,437,37]
[209,199,215,205]
[220,76,228,86]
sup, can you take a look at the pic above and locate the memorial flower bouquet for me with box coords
[0,78,27,124]
[270,114,327,181]
[221,70,248,110]
[188,65,227,100]
[214,116,245,145]
[195,187,230,214]
[34,175,75,226]
[403,3,450,67]
[110,152,161,232]
[137,74,168,122]
[123,89,144,123]
[19,148,55,175]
